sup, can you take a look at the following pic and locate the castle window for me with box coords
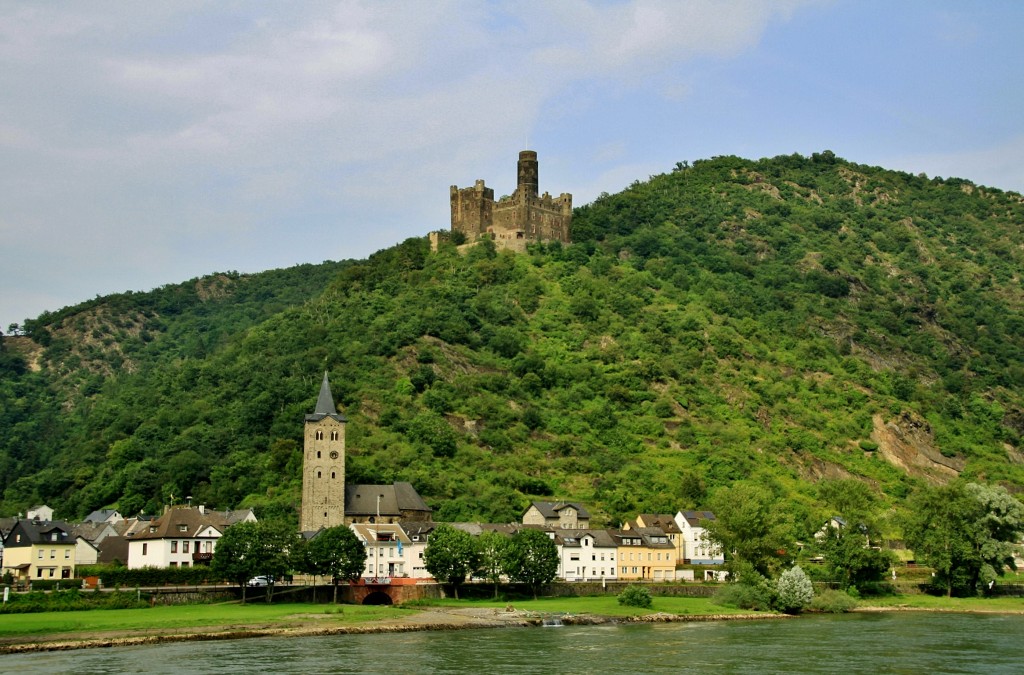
[317,471,322,478]
[331,430,339,441]
[324,512,328,518]
[316,430,323,441]
[331,472,336,479]
[317,451,321,458]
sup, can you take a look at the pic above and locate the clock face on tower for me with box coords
[329,451,339,460]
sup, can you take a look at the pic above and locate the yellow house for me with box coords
[612,528,677,581]
[1,520,77,583]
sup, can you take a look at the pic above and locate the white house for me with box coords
[126,506,223,569]
[674,510,724,564]
[555,529,618,582]
[350,523,411,580]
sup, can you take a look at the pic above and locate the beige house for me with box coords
[2,520,77,582]
[522,501,591,529]
[611,528,677,581]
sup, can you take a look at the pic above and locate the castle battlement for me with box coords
[449,151,571,252]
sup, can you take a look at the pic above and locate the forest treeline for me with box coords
[1,151,1022,541]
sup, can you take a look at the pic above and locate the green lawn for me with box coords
[0,602,410,637]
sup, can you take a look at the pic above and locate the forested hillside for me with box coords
[2,151,1022,539]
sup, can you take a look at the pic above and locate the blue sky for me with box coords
[2,1,1022,329]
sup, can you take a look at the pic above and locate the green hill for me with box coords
[2,151,1022,538]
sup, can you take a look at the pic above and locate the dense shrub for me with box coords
[617,584,653,608]
[713,576,776,611]
[808,588,858,613]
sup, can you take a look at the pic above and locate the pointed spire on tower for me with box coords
[306,371,347,422]
[315,371,335,415]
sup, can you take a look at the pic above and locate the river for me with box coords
[6,613,1023,674]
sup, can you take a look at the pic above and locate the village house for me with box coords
[674,510,724,564]
[522,501,591,529]
[349,522,412,580]
[1,519,77,582]
[126,505,226,569]
[611,527,677,581]
[554,529,618,582]
[627,514,684,562]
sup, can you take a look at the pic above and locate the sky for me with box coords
[2,1,1023,329]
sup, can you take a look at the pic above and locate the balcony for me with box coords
[192,552,214,563]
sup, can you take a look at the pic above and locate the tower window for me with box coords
[331,472,336,479]
[316,430,323,441]
[331,430,339,441]
[317,451,321,458]
[317,471,322,478]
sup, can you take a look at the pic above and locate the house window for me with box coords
[65,549,70,559]
[38,550,43,559]
[170,562,177,568]
[183,541,190,554]
[142,543,148,555]
[37,569,43,578]
[171,541,178,553]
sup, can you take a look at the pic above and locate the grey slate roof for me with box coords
[84,509,122,524]
[678,510,717,527]
[305,372,347,423]
[526,501,591,519]
[2,520,74,548]
[344,482,431,516]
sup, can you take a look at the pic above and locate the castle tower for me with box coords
[517,150,539,198]
[300,372,346,532]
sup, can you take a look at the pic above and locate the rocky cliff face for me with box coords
[873,412,965,484]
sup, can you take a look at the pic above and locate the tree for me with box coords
[776,565,813,614]
[903,482,1024,596]
[210,521,260,604]
[505,528,559,599]
[817,524,893,592]
[704,483,790,578]
[210,521,297,604]
[303,526,367,604]
[248,521,299,603]
[423,524,478,599]
[476,530,511,599]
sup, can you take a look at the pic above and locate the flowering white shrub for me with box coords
[776,565,814,614]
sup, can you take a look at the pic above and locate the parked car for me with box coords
[248,576,271,587]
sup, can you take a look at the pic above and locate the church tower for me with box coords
[300,372,346,532]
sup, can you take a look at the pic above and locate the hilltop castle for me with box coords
[448,150,572,252]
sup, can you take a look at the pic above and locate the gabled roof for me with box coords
[525,501,591,519]
[98,535,130,565]
[633,514,682,534]
[554,528,617,548]
[305,372,347,423]
[84,509,123,524]
[130,507,224,541]
[677,510,717,527]
[70,521,118,543]
[345,482,431,516]
[350,522,411,544]
[3,520,74,547]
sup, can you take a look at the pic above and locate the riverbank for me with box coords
[0,604,786,654]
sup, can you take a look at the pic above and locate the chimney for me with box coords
[199,504,206,515]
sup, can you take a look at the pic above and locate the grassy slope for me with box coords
[1,152,1021,536]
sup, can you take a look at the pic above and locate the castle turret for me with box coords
[517,150,539,198]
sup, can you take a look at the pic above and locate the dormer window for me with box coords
[51,532,58,541]
[150,526,157,533]
[179,524,188,532]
